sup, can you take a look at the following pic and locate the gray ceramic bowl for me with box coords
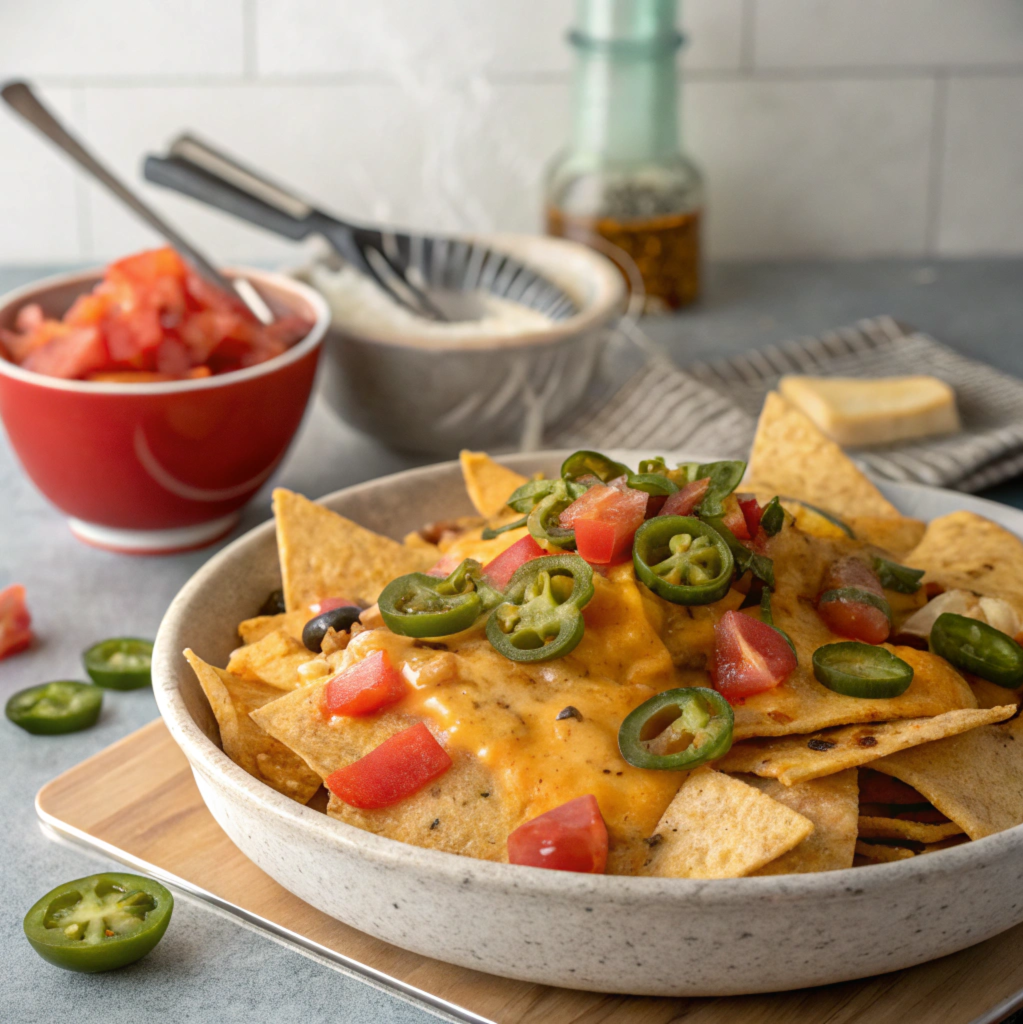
[298,235,626,456]
[152,451,1023,996]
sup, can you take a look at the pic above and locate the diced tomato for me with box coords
[482,535,545,589]
[720,495,750,540]
[659,477,711,518]
[321,650,407,718]
[325,722,452,809]
[507,795,608,873]
[426,552,466,579]
[817,556,890,645]
[21,326,108,380]
[309,597,355,615]
[0,584,33,660]
[561,484,648,565]
[737,494,762,538]
[711,609,797,701]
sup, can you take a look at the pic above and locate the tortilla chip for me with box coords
[858,816,963,843]
[971,677,1023,710]
[640,768,814,879]
[905,511,1023,620]
[854,840,915,863]
[871,713,1023,839]
[226,629,314,691]
[742,770,858,875]
[746,391,900,518]
[238,609,311,645]
[848,515,927,559]
[184,649,321,804]
[718,705,1015,785]
[459,450,528,519]
[273,488,436,612]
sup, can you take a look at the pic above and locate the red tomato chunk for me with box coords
[711,609,797,702]
[321,650,407,718]
[658,477,710,517]
[560,484,648,565]
[737,494,763,538]
[507,794,609,873]
[482,535,545,590]
[0,247,311,382]
[325,722,452,809]
[0,584,33,660]
[817,556,890,645]
[720,495,750,540]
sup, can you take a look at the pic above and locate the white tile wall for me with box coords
[1,0,1022,263]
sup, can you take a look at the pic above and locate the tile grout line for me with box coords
[924,73,950,258]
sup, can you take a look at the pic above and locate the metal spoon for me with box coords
[0,80,274,325]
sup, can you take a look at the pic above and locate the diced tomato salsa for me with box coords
[560,484,648,566]
[0,584,33,660]
[507,794,609,873]
[0,247,311,382]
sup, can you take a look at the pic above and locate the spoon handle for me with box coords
[0,80,273,325]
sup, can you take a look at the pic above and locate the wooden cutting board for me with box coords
[36,719,1023,1024]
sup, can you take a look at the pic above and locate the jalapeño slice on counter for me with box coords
[23,873,173,973]
[82,638,154,690]
[618,687,734,771]
[379,559,498,639]
[6,681,102,735]
[929,612,1023,689]
[633,516,734,605]
[871,556,925,594]
[487,554,594,663]
[812,642,914,699]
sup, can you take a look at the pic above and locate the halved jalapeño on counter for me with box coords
[872,556,926,594]
[82,638,153,690]
[812,642,914,699]
[486,554,594,663]
[6,680,102,735]
[618,687,734,771]
[633,516,734,605]
[929,612,1023,689]
[379,559,499,638]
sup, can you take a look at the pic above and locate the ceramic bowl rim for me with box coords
[152,452,1023,908]
[0,265,331,395]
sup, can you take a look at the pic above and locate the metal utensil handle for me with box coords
[0,81,273,324]
[144,155,314,241]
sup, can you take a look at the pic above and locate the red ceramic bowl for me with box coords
[0,267,330,554]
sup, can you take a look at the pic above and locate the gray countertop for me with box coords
[3,258,1023,1024]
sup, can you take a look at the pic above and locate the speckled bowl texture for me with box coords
[152,451,1023,997]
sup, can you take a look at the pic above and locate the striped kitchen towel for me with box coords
[551,315,1023,493]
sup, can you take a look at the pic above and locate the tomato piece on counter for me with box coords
[817,556,891,645]
[0,584,33,660]
[482,535,545,590]
[658,477,711,518]
[507,795,609,874]
[326,722,452,809]
[23,873,173,973]
[321,650,407,718]
[737,495,763,538]
[711,609,798,701]
[561,484,648,565]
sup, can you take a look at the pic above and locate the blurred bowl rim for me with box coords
[295,232,627,353]
[0,265,331,395]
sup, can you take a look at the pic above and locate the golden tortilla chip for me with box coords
[854,840,915,863]
[906,511,1023,620]
[741,770,858,875]
[872,714,1023,839]
[459,450,528,519]
[226,629,314,691]
[718,705,1015,785]
[746,391,900,518]
[858,816,963,843]
[184,649,321,804]
[640,768,814,879]
[274,488,436,611]
[847,515,927,559]
[238,609,310,645]
[972,677,1023,710]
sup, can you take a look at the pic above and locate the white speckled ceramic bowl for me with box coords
[152,451,1023,996]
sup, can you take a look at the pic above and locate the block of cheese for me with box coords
[778,375,960,447]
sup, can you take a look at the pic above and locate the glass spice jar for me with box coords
[545,0,703,312]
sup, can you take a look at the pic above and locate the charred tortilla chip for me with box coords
[905,511,1023,620]
[871,714,1023,839]
[742,770,858,875]
[858,816,963,843]
[718,705,1014,784]
[184,649,320,804]
[747,391,900,518]
[273,488,436,611]
[226,629,314,691]
[459,450,528,519]
[640,768,814,879]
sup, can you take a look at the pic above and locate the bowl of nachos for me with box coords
[152,391,1023,996]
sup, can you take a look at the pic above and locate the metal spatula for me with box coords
[144,135,579,323]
